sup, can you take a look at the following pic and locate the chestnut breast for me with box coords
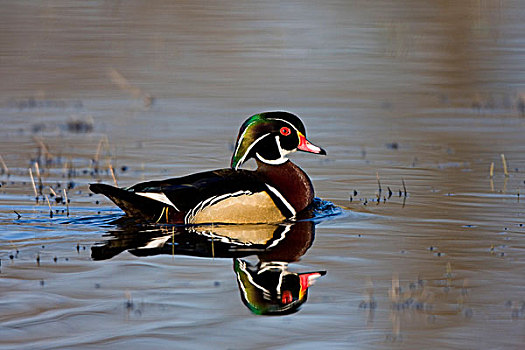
[256,160,314,214]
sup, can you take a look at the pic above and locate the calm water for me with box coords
[1,1,525,349]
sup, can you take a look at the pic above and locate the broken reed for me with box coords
[28,168,38,201]
[0,155,8,175]
[63,189,69,216]
[44,195,53,218]
[376,172,382,200]
[49,186,57,197]
[489,154,510,183]
[351,177,406,206]
[34,162,43,194]
[500,153,509,177]
[109,163,118,186]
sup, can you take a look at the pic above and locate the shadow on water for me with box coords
[91,198,341,315]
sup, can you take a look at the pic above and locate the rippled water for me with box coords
[1,1,525,349]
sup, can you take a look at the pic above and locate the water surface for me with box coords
[1,1,525,349]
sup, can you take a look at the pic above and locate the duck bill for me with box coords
[299,271,326,299]
[297,132,326,155]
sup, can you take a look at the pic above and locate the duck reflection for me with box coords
[91,218,325,315]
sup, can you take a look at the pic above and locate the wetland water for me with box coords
[1,1,525,349]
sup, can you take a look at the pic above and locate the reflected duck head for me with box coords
[234,259,325,315]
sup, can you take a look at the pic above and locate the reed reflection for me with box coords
[92,218,325,315]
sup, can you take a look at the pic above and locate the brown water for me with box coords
[1,1,525,349]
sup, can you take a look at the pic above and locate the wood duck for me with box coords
[90,111,326,224]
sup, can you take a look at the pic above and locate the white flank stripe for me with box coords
[266,225,292,249]
[136,192,179,211]
[184,190,252,223]
[138,235,171,249]
[266,117,299,132]
[265,184,296,217]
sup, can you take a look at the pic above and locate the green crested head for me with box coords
[230,111,326,170]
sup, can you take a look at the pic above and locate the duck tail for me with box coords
[89,183,163,220]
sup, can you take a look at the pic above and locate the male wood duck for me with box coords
[89,111,326,224]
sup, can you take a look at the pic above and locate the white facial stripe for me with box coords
[236,260,271,297]
[136,192,179,211]
[275,135,295,156]
[266,117,299,132]
[265,184,296,217]
[235,132,272,170]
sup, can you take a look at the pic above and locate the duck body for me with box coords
[90,111,325,224]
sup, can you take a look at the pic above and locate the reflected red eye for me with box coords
[282,290,293,304]
[280,127,291,136]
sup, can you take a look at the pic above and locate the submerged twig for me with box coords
[376,172,382,200]
[155,207,166,223]
[63,189,69,216]
[401,178,407,208]
[14,210,21,219]
[44,195,53,218]
[489,162,494,178]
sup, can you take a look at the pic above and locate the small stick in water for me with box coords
[376,172,382,199]
[35,162,43,195]
[402,178,407,208]
[63,189,69,216]
[14,210,21,219]
[501,154,509,177]
[489,162,494,178]
[49,187,57,197]
[93,136,108,174]
[29,168,38,201]
[94,138,105,163]
[45,195,53,218]
[0,155,8,175]
[109,164,118,186]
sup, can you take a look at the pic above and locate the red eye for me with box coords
[280,127,291,136]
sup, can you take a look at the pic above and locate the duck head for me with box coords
[231,111,326,170]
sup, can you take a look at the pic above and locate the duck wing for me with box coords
[90,168,294,223]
